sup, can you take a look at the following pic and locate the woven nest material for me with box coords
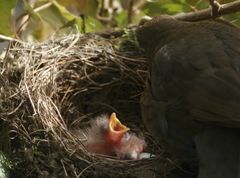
[0,33,176,178]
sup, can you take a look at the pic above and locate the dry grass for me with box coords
[0,33,177,177]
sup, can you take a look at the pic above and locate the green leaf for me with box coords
[23,0,41,21]
[52,0,76,21]
[115,10,128,28]
[85,16,104,32]
[44,1,84,30]
[56,0,98,17]
[20,13,47,41]
[38,1,69,29]
[142,1,163,16]
[161,3,184,13]
[0,0,17,36]
[39,1,103,33]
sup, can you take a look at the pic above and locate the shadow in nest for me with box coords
[0,33,195,178]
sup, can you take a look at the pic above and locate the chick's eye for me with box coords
[122,133,130,141]
[102,124,108,130]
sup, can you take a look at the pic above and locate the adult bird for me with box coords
[137,16,240,178]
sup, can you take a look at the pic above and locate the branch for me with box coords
[128,0,134,24]
[174,0,240,21]
[0,34,24,43]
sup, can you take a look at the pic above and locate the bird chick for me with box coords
[114,131,146,160]
[82,113,146,160]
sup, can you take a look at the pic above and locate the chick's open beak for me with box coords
[109,113,130,133]
[107,113,130,144]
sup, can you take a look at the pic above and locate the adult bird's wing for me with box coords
[137,16,240,128]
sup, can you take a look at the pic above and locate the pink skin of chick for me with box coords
[83,113,146,160]
[114,132,146,160]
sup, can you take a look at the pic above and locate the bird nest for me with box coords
[0,32,176,177]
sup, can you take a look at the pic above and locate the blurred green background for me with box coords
[0,0,240,42]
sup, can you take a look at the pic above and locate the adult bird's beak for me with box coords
[107,113,130,143]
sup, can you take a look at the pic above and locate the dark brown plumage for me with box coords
[137,16,240,177]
